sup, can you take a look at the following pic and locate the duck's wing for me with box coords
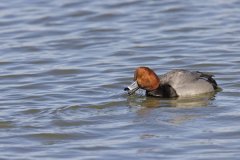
[159,69,217,88]
[159,69,197,86]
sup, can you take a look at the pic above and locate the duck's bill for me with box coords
[124,81,139,95]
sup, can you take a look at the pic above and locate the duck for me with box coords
[124,67,218,98]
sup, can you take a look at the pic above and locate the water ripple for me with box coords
[0,0,239,159]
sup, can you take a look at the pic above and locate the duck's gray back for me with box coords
[159,70,215,96]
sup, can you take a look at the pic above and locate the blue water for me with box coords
[0,0,240,159]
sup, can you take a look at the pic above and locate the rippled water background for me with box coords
[0,0,240,159]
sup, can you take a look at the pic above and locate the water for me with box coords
[0,0,240,159]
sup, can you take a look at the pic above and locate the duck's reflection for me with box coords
[127,92,216,108]
[127,92,217,125]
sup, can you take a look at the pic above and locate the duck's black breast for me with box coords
[146,84,178,98]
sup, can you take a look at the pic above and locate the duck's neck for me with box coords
[146,84,178,98]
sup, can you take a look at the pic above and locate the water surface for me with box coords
[0,0,240,159]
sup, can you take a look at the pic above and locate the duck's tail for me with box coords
[197,71,218,90]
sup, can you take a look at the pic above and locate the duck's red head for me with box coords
[124,67,160,95]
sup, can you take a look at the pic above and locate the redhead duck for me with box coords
[124,67,218,98]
